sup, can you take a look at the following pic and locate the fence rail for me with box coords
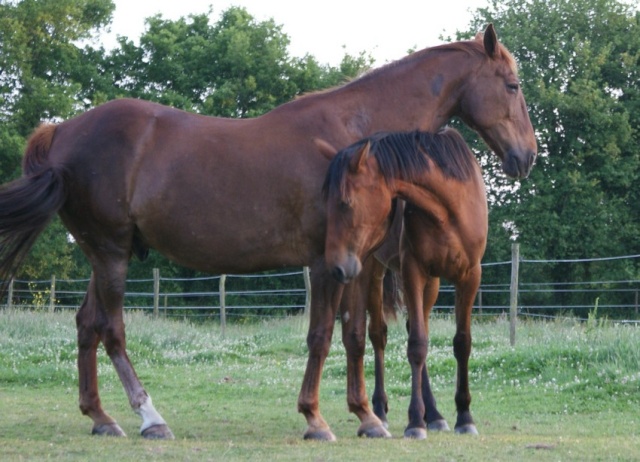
[3,246,640,333]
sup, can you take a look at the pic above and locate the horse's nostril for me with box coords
[331,266,350,284]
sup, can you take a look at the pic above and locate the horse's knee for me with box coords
[306,328,332,358]
[342,326,366,357]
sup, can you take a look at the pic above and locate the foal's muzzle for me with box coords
[329,254,363,284]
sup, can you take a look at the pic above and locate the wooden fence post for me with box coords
[219,275,227,335]
[635,290,638,317]
[153,268,160,318]
[303,267,311,321]
[509,243,520,347]
[477,287,483,316]
[7,278,14,309]
[49,275,56,313]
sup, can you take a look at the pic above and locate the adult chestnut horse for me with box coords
[0,25,535,440]
[323,128,487,439]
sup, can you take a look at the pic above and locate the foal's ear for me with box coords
[349,141,371,173]
[483,23,499,59]
[314,138,338,160]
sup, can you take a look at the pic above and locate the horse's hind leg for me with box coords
[452,265,481,435]
[403,275,449,435]
[76,277,126,436]
[420,277,450,432]
[78,257,174,439]
[367,265,390,428]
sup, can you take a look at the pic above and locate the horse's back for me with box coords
[45,98,329,273]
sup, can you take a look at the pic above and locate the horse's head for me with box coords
[323,141,394,284]
[457,24,537,178]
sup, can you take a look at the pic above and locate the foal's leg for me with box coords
[341,258,390,438]
[78,257,173,439]
[402,254,428,439]
[367,264,390,428]
[298,260,345,441]
[420,277,450,432]
[452,265,481,435]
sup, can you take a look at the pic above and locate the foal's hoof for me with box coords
[92,423,127,437]
[455,423,479,435]
[404,427,427,440]
[141,424,175,440]
[427,419,451,432]
[303,428,337,442]
[357,424,392,438]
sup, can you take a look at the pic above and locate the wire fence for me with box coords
[3,248,640,325]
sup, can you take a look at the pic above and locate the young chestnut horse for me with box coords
[0,25,535,441]
[323,128,487,439]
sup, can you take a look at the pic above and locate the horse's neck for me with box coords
[392,179,451,226]
[331,50,472,135]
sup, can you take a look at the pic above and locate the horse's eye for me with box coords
[339,200,351,212]
[507,82,519,94]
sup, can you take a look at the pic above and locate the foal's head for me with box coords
[323,139,393,284]
[323,129,475,283]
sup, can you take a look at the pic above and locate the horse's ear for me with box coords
[483,23,499,59]
[349,141,371,173]
[314,138,338,160]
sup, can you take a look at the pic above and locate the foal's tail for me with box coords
[382,269,403,321]
[0,124,66,294]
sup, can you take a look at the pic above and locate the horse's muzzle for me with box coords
[502,149,536,178]
[329,255,363,284]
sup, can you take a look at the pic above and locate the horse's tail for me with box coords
[382,268,402,321]
[0,124,66,293]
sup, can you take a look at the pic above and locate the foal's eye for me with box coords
[507,82,520,94]
[338,200,351,212]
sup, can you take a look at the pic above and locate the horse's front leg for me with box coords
[298,260,344,441]
[452,265,481,435]
[402,254,428,439]
[341,258,390,438]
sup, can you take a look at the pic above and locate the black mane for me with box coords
[323,128,477,200]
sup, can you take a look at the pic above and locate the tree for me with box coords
[104,7,371,117]
[0,0,115,281]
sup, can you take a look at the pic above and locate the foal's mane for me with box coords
[323,128,477,200]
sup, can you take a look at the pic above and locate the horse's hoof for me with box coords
[141,424,175,440]
[303,428,337,442]
[357,424,392,438]
[92,423,127,437]
[455,423,479,435]
[427,419,451,432]
[404,427,427,440]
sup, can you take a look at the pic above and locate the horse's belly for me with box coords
[136,209,323,274]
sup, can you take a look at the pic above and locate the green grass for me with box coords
[0,309,639,461]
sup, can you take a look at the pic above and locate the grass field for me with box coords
[0,309,639,461]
